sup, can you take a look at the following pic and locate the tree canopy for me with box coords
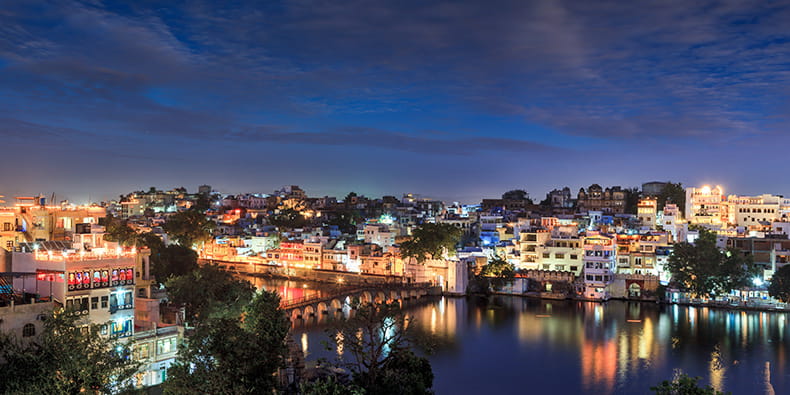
[501,189,531,203]
[768,265,790,303]
[165,290,290,394]
[166,264,255,325]
[399,223,462,263]
[269,208,308,229]
[0,310,141,394]
[477,255,516,292]
[651,372,727,395]
[666,229,758,298]
[658,181,686,212]
[151,244,199,283]
[163,209,216,247]
[326,302,434,394]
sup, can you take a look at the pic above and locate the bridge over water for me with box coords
[280,282,433,321]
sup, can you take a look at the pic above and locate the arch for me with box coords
[400,290,409,299]
[375,292,386,304]
[317,302,329,314]
[409,290,418,299]
[360,291,373,304]
[389,290,399,301]
[304,305,316,317]
[291,308,302,321]
[628,283,642,298]
[330,298,343,312]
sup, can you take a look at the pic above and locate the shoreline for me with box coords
[469,291,790,314]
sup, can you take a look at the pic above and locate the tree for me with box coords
[501,189,532,203]
[666,229,758,298]
[327,302,433,394]
[151,245,199,283]
[163,209,216,247]
[166,264,255,325]
[768,265,790,303]
[658,182,686,212]
[399,223,462,263]
[624,187,641,214]
[326,209,363,234]
[269,208,307,229]
[103,215,139,247]
[165,290,290,394]
[477,255,516,291]
[651,372,727,395]
[0,310,141,393]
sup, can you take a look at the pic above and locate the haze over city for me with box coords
[3,0,790,203]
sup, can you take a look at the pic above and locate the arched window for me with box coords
[22,323,36,337]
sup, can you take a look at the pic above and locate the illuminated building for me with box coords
[363,223,396,252]
[636,198,657,229]
[685,185,726,225]
[517,229,551,270]
[582,232,616,300]
[659,204,686,243]
[0,196,106,250]
[535,226,584,276]
[726,194,783,228]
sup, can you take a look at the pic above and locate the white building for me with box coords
[581,232,616,301]
[685,185,726,225]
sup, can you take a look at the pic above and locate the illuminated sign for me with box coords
[70,268,131,290]
[68,271,92,290]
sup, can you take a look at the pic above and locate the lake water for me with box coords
[245,276,790,394]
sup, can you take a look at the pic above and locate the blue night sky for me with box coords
[2,0,790,204]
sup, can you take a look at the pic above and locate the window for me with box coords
[22,323,36,337]
[91,297,98,310]
[570,266,578,272]
[556,265,565,271]
[542,264,550,270]
[570,254,578,260]
[3,223,11,231]
[542,253,550,259]
[156,338,178,355]
[6,240,12,249]
[555,253,565,259]
[134,343,150,360]
[101,296,108,308]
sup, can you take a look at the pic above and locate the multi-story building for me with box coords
[517,229,550,270]
[0,197,107,249]
[685,185,726,225]
[726,194,782,227]
[641,181,668,197]
[581,232,616,300]
[535,230,583,276]
[577,185,627,215]
[363,223,396,252]
[637,198,658,229]
[265,242,304,268]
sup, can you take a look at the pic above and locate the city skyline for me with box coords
[2,0,790,203]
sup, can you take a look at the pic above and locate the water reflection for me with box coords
[247,277,790,394]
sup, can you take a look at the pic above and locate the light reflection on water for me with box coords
[241,276,790,394]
